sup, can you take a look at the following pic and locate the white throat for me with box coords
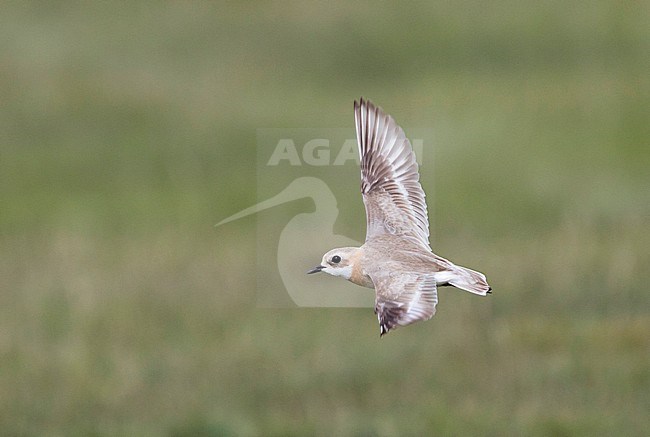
[324,264,353,280]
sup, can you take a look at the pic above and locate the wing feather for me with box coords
[372,271,438,336]
[354,98,430,249]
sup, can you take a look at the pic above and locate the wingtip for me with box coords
[356,96,373,108]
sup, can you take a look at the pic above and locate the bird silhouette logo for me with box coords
[216,176,373,308]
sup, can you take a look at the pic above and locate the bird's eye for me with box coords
[331,255,341,264]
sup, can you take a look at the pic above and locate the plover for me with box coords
[308,98,491,336]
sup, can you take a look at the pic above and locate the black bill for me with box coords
[307,265,324,274]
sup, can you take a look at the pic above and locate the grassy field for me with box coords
[1,2,649,435]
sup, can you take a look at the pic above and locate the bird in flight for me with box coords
[308,98,491,336]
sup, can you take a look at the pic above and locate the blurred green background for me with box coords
[1,2,649,435]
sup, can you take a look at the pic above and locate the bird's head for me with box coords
[307,247,360,280]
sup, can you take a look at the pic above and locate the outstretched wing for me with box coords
[354,98,430,249]
[372,271,438,336]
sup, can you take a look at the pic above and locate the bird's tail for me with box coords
[448,265,492,296]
